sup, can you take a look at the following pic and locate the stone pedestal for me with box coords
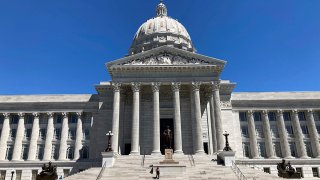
[101,151,115,167]
[218,151,235,166]
[160,149,179,164]
[152,164,186,175]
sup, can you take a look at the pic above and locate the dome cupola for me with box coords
[129,0,195,55]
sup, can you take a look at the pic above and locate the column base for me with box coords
[151,151,161,155]
[299,156,310,159]
[284,156,294,159]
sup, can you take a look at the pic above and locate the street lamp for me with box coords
[223,131,232,151]
[105,130,114,152]
[10,169,15,180]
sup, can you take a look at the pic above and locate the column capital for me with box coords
[307,109,313,113]
[76,112,82,118]
[111,82,121,92]
[2,113,10,118]
[151,82,161,92]
[292,109,298,114]
[247,110,253,116]
[191,81,201,91]
[262,110,268,115]
[171,82,181,92]
[276,109,283,115]
[62,112,68,118]
[18,112,25,117]
[131,82,141,92]
[210,81,220,91]
[47,112,54,118]
[33,112,40,118]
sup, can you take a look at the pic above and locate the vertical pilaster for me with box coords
[212,81,224,151]
[12,113,25,161]
[111,82,121,154]
[151,82,161,155]
[172,82,183,154]
[130,82,141,155]
[74,112,83,160]
[276,110,291,158]
[58,112,69,160]
[306,109,320,158]
[27,113,40,160]
[43,113,54,160]
[262,110,276,158]
[0,113,10,160]
[292,110,308,158]
[192,81,204,154]
[247,110,259,158]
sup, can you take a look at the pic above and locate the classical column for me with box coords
[58,112,69,160]
[130,82,141,155]
[291,110,308,158]
[0,113,10,160]
[192,81,204,154]
[43,113,54,160]
[209,95,217,153]
[74,112,83,160]
[172,82,183,154]
[276,110,291,158]
[27,113,40,160]
[212,81,224,151]
[111,82,121,154]
[306,110,320,158]
[151,82,161,155]
[12,113,25,161]
[247,110,259,158]
[261,110,276,158]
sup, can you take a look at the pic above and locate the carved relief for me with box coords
[220,101,232,108]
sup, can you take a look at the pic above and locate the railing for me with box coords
[141,154,146,167]
[191,155,195,166]
[187,154,195,167]
[231,161,248,180]
[96,161,107,180]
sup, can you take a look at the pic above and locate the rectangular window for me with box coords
[312,167,319,177]
[16,170,22,180]
[69,114,77,124]
[10,129,17,139]
[253,112,261,121]
[0,170,6,180]
[83,113,92,124]
[298,112,306,121]
[270,125,279,138]
[5,145,13,160]
[11,115,19,124]
[263,167,271,174]
[39,129,47,140]
[305,142,313,157]
[286,125,294,137]
[316,125,320,134]
[32,170,38,180]
[83,128,90,140]
[315,112,320,121]
[242,142,250,157]
[289,142,297,157]
[51,145,59,159]
[283,112,291,121]
[241,126,249,138]
[239,112,247,122]
[24,129,32,140]
[268,112,276,121]
[68,129,76,140]
[39,117,47,124]
[25,114,33,124]
[273,142,282,157]
[301,125,309,136]
[63,169,70,178]
[255,125,264,138]
[36,144,44,160]
[0,116,4,124]
[54,128,61,140]
[21,145,29,160]
[258,142,266,158]
[296,168,303,178]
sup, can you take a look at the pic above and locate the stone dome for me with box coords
[129,1,195,55]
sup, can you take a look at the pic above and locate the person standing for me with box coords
[156,167,160,179]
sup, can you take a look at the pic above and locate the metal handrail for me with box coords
[231,161,248,180]
[96,161,107,180]
[191,155,195,167]
[141,154,145,167]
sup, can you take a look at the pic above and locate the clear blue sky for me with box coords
[0,0,319,95]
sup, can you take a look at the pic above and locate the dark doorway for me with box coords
[204,142,208,154]
[160,119,174,154]
[124,143,131,155]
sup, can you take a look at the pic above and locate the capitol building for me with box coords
[1,1,320,180]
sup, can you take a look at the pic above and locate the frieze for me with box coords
[220,101,232,109]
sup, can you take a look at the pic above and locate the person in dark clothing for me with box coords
[156,167,160,179]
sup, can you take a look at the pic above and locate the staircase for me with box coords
[65,155,283,180]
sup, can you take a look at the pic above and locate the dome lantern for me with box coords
[156,0,167,17]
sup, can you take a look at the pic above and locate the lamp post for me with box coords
[105,131,114,152]
[223,131,232,151]
[10,169,15,180]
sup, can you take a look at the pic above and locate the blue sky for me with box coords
[0,0,319,94]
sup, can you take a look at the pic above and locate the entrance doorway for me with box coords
[124,143,131,155]
[160,119,174,154]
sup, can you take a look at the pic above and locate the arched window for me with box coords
[80,146,89,159]
[66,146,74,160]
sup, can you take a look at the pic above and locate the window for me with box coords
[80,146,89,159]
[263,167,271,174]
[301,125,309,136]
[21,145,29,160]
[253,112,261,121]
[317,125,320,134]
[16,170,22,180]
[298,112,306,121]
[270,125,279,138]
[283,112,291,121]
[289,142,297,157]
[239,112,247,122]
[296,168,303,178]
[273,142,282,157]
[55,114,63,124]
[305,142,313,157]
[25,114,33,124]
[255,125,264,138]
[11,115,19,124]
[5,145,13,160]
[242,142,250,158]
[83,113,92,124]
[258,142,266,158]
[83,128,90,140]
[315,111,320,121]
[312,167,319,177]
[69,114,77,124]
[286,125,294,137]
[10,129,16,139]
[54,128,61,140]
[68,129,76,140]
[39,116,47,124]
[24,129,32,140]
[66,146,74,159]
[63,169,70,178]
[39,129,47,140]
[268,112,276,121]
[32,170,38,180]
[0,116,4,124]
[241,126,249,138]
[36,144,44,160]
[51,145,59,160]
[0,170,6,180]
